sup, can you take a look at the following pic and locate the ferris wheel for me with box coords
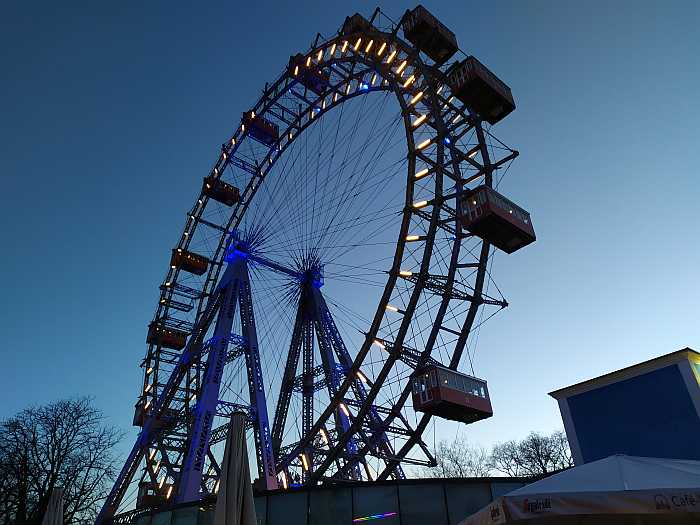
[98,6,535,523]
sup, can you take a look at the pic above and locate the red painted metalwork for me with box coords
[412,364,493,424]
[341,13,372,36]
[460,185,535,254]
[448,56,516,124]
[146,322,188,350]
[170,248,209,276]
[403,5,458,65]
[289,54,330,95]
[242,111,279,146]
[202,176,240,206]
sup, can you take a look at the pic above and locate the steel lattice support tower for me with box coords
[176,256,277,502]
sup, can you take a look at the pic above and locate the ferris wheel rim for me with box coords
[94,9,532,520]
[148,21,497,488]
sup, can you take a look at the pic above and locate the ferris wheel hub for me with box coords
[297,265,324,289]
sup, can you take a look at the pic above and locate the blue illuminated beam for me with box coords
[226,238,323,287]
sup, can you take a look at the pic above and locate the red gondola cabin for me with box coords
[202,176,240,206]
[289,54,330,95]
[146,322,188,350]
[170,248,209,276]
[460,185,535,254]
[133,398,179,429]
[242,111,279,146]
[133,398,147,426]
[412,364,493,424]
[402,5,458,65]
[341,13,372,36]
[136,481,172,509]
[448,56,516,125]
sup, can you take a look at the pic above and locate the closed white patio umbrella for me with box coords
[213,412,257,525]
[41,487,64,525]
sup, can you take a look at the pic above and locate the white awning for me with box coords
[213,412,257,525]
[459,455,700,524]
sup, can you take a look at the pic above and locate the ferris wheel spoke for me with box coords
[258,208,400,256]
[313,97,397,249]
[319,137,405,253]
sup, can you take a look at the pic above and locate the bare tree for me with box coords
[0,398,122,525]
[550,430,574,470]
[421,437,492,478]
[489,430,573,477]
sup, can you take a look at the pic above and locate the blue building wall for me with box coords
[567,364,700,463]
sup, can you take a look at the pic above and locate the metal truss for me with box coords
[100,6,523,522]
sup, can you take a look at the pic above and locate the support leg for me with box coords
[238,261,278,489]
[175,279,240,502]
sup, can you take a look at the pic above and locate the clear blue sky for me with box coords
[2,0,699,458]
